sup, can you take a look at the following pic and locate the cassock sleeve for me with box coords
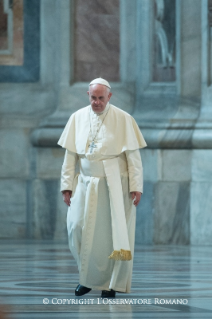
[60,150,78,192]
[125,149,143,193]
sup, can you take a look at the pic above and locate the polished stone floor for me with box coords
[0,242,212,318]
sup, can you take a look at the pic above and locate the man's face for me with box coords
[87,84,112,113]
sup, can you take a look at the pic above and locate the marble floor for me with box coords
[0,242,212,318]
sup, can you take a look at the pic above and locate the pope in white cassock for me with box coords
[58,78,147,298]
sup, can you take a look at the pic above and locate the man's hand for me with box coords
[131,192,142,206]
[62,190,72,206]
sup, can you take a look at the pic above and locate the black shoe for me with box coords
[75,284,91,296]
[101,289,116,298]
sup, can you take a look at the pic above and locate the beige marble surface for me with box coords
[0,0,8,50]
[74,0,120,81]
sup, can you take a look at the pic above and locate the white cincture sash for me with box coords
[103,158,132,261]
[79,157,132,261]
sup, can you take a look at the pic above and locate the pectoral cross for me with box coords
[89,141,97,153]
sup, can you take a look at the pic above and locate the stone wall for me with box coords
[1,0,212,246]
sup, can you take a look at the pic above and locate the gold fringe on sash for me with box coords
[108,249,132,261]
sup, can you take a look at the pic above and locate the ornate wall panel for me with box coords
[0,0,40,82]
[153,0,176,82]
[0,0,23,66]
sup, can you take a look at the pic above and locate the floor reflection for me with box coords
[0,242,212,318]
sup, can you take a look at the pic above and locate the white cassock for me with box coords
[58,103,147,293]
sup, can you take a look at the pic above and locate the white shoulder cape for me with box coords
[57,104,147,155]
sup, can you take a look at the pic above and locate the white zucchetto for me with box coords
[89,78,111,89]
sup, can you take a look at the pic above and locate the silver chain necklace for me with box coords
[88,105,110,153]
